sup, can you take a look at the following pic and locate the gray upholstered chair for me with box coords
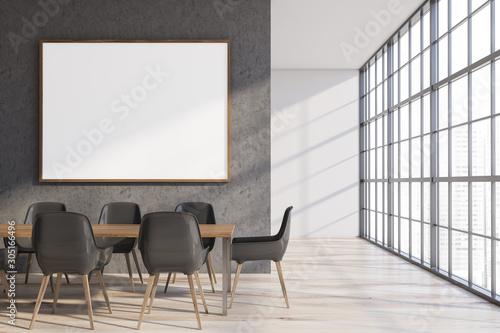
[29,212,113,331]
[95,202,143,292]
[137,212,209,330]
[166,202,217,293]
[230,206,293,309]
[4,202,68,285]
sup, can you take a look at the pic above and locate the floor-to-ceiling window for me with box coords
[361,0,500,304]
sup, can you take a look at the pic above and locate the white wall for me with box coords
[271,0,424,69]
[271,69,359,238]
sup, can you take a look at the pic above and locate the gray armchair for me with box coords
[137,212,209,330]
[95,202,143,292]
[230,206,293,309]
[4,202,67,285]
[29,212,113,330]
[167,202,218,293]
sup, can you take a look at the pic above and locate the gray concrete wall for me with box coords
[0,0,271,273]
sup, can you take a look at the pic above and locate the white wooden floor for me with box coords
[1,238,500,332]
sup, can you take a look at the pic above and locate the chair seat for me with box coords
[40,243,113,275]
[96,247,113,270]
[14,238,34,253]
[148,248,209,275]
[146,245,209,275]
[0,248,8,268]
[233,235,278,243]
[111,243,135,253]
[96,237,135,253]
[0,247,17,269]
[231,236,284,264]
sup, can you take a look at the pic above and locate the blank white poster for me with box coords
[40,41,229,182]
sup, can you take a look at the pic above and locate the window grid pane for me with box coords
[360,0,498,305]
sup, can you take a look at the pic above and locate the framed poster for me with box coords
[40,40,230,182]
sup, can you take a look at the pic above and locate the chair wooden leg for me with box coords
[207,253,217,284]
[0,270,15,313]
[29,274,50,330]
[131,249,144,284]
[81,274,95,330]
[172,273,176,283]
[275,261,289,308]
[25,253,33,284]
[125,253,135,293]
[148,274,160,314]
[64,272,70,284]
[137,274,155,330]
[194,271,208,314]
[95,270,112,314]
[205,261,215,293]
[49,274,54,293]
[0,270,9,294]
[13,251,19,292]
[164,273,172,293]
[229,263,242,309]
[52,273,63,314]
[187,274,202,330]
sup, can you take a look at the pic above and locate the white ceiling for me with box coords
[271,0,425,69]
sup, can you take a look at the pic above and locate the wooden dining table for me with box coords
[0,223,235,316]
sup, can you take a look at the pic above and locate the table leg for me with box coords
[222,237,231,316]
[226,238,231,293]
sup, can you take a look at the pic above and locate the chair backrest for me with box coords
[175,202,216,251]
[25,202,67,225]
[275,206,293,259]
[6,202,66,251]
[32,212,101,275]
[138,212,206,275]
[97,202,141,252]
[98,202,141,225]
